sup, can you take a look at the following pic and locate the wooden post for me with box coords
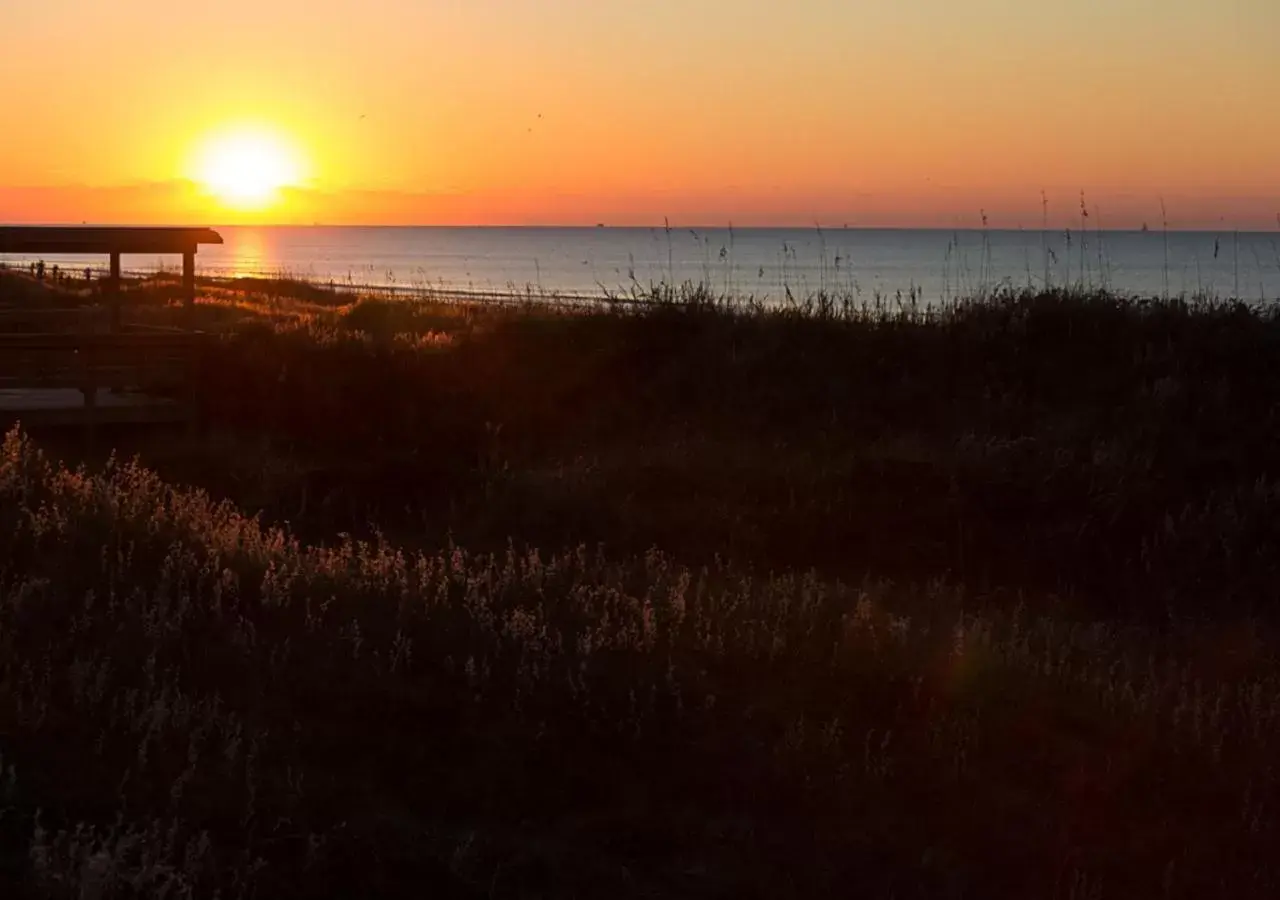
[183,251,196,313]
[81,343,98,454]
[108,251,121,332]
[186,334,203,441]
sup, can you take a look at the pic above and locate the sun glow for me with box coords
[191,126,307,211]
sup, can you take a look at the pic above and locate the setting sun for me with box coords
[191,127,306,211]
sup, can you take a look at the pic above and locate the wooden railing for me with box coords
[0,306,113,333]
[0,329,207,439]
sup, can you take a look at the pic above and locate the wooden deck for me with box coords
[0,388,170,411]
[0,387,188,426]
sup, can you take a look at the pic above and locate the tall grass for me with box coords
[6,270,1280,895]
[2,427,1279,897]
[122,283,1276,619]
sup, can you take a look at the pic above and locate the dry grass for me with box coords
[2,428,1279,898]
[152,278,1280,618]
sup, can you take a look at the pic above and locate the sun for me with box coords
[192,126,306,210]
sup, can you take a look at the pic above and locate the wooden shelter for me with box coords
[0,226,223,324]
[0,226,222,442]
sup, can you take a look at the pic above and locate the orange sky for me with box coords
[1,0,1277,228]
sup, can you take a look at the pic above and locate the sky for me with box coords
[0,0,1277,228]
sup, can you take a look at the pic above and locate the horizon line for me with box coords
[4,221,1279,234]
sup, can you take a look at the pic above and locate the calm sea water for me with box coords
[5,226,1280,304]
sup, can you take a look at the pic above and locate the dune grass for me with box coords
[3,268,1280,896]
[169,279,1280,620]
[3,428,1279,898]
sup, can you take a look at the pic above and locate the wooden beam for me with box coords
[80,344,97,453]
[0,332,206,351]
[108,252,122,332]
[0,402,192,428]
[0,226,223,255]
[0,307,109,326]
[183,251,196,311]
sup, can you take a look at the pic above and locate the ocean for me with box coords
[4,226,1280,304]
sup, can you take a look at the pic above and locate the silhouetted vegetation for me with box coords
[178,281,1280,621]
[3,268,1280,897]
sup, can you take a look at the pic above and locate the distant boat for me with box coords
[596,223,605,228]
[1141,222,1149,233]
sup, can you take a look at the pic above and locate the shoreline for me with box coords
[5,256,1278,311]
[4,223,1279,305]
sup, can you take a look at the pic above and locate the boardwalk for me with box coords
[0,387,181,412]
